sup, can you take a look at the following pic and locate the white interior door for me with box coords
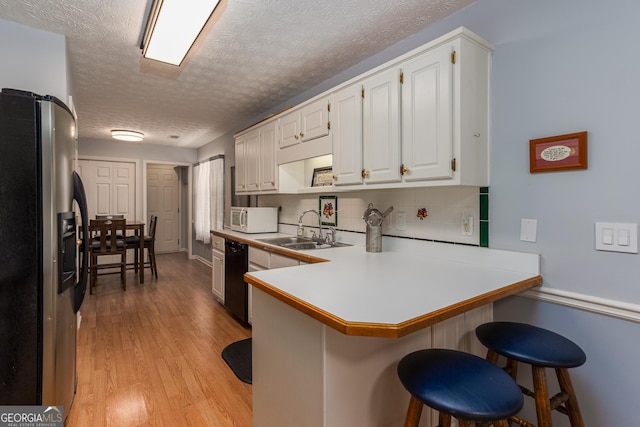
[77,159,136,266]
[77,160,136,220]
[147,164,180,253]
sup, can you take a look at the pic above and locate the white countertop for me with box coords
[213,228,542,337]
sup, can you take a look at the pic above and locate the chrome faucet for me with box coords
[298,209,323,241]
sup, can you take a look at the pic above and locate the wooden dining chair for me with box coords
[94,214,125,239]
[125,215,158,278]
[89,218,127,293]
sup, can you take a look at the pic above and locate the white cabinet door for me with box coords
[362,67,402,184]
[332,83,363,186]
[212,249,224,302]
[245,128,260,192]
[401,43,453,181]
[259,121,278,191]
[212,236,225,301]
[279,110,300,149]
[234,133,247,194]
[299,97,330,142]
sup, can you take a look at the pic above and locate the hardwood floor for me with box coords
[67,253,252,427]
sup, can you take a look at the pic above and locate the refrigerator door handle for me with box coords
[73,171,89,313]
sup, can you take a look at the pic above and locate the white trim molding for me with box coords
[522,287,640,323]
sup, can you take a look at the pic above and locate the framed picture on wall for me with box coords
[529,131,588,173]
[311,166,334,187]
[319,196,337,226]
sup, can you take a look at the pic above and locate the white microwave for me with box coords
[230,207,278,233]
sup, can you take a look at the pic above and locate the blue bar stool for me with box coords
[397,348,524,427]
[476,322,586,427]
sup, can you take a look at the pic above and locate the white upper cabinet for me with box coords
[245,128,260,192]
[299,98,330,142]
[401,42,453,181]
[259,121,278,191]
[235,119,278,194]
[279,111,300,149]
[331,83,363,186]
[277,96,332,165]
[235,133,247,194]
[236,27,492,193]
[400,34,490,186]
[362,67,402,184]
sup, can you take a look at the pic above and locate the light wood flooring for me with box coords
[67,252,252,427]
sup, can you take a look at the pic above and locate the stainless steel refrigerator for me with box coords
[0,88,89,415]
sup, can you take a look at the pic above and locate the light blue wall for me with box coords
[0,18,69,102]
[405,0,639,424]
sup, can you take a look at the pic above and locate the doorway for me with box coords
[147,164,181,253]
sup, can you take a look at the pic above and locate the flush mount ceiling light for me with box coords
[141,0,223,66]
[111,130,144,142]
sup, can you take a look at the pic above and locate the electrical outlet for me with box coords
[462,216,473,236]
[395,212,406,230]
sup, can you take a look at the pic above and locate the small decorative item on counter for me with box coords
[417,208,428,220]
[362,203,393,252]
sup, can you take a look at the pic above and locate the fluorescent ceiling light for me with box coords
[111,130,144,142]
[142,0,222,66]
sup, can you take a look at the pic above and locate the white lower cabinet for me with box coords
[211,236,225,302]
[247,247,301,324]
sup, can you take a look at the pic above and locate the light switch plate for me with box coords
[520,219,537,242]
[595,222,638,253]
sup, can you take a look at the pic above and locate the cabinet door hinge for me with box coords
[361,88,365,98]
[400,72,404,84]
[327,121,331,131]
[451,158,456,171]
[451,50,456,64]
[327,103,331,112]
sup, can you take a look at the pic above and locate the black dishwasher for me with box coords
[224,239,249,324]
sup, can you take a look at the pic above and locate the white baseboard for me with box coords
[521,287,640,323]
[193,255,212,267]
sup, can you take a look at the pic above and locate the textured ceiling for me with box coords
[0,0,475,148]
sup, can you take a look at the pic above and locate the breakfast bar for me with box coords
[216,229,542,427]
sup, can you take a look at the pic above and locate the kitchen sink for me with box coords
[256,236,352,250]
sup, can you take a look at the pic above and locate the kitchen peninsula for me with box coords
[213,230,541,427]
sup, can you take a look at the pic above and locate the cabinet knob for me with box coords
[294,134,299,140]
[299,132,304,137]
[332,175,337,181]
[400,165,409,175]
[474,133,481,137]
[362,170,370,178]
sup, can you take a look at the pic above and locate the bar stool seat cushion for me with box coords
[476,322,586,368]
[397,349,524,421]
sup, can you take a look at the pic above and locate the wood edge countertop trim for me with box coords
[245,274,543,339]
